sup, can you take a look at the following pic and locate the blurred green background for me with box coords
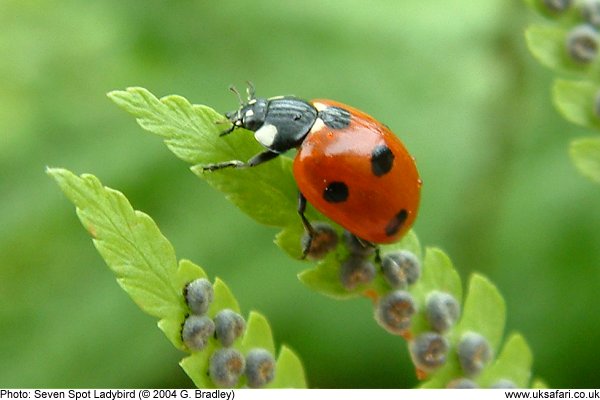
[2,0,599,389]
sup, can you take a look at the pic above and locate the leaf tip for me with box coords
[46,167,76,188]
[45,166,61,177]
[570,137,600,183]
[106,89,124,102]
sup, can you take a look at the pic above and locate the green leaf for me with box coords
[108,87,299,228]
[417,247,462,302]
[48,168,202,352]
[380,230,422,261]
[274,225,306,259]
[207,278,241,317]
[268,345,307,388]
[479,333,533,388]
[107,87,226,165]
[553,80,600,129]
[49,167,306,388]
[525,25,590,74]
[297,251,356,300]
[455,274,506,351]
[570,137,600,183]
[180,344,217,389]
[176,259,209,287]
[48,168,184,320]
[525,25,566,71]
[240,311,276,355]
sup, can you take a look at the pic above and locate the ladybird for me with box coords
[204,85,421,256]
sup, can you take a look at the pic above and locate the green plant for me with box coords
[525,0,600,183]
[48,87,545,388]
[48,168,305,388]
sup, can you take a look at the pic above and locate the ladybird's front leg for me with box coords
[202,150,279,172]
[202,160,246,171]
[218,124,237,137]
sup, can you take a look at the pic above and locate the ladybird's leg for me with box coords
[297,192,316,235]
[218,124,237,137]
[298,192,316,259]
[246,150,280,166]
[363,240,381,264]
[374,245,381,265]
[202,150,279,171]
[218,113,244,136]
[352,234,381,263]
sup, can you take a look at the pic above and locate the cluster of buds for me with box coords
[181,278,275,388]
[303,222,518,388]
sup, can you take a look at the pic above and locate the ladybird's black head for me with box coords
[223,83,267,133]
[225,98,268,132]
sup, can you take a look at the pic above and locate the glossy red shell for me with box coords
[292,99,421,244]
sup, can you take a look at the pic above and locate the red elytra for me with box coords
[293,99,421,244]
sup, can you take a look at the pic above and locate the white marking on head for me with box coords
[312,102,329,111]
[245,109,254,118]
[254,124,278,147]
[311,117,326,132]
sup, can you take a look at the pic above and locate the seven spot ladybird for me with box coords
[203,85,422,257]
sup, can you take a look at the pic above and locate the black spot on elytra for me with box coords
[385,209,408,237]
[371,144,395,177]
[318,106,352,129]
[323,181,349,203]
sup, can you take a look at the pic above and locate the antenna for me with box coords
[228,85,244,106]
[246,81,256,100]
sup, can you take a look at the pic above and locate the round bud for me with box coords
[340,255,376,290]
[209,348,245,388]
[181,315,215,351]
[458,332,492,377]
[582,0,600,28]
[447,378,479,389]
[542,0,572,13]
[375,290,416,334]
[566,24,599,64]
[184,278,214,315]
[301,223,338,259]
[490,379,517,388]
[343,231,376,257]
[425,291,461,333]
[214,309,246,347]
[245,348,276,388]
[409,332,449,371]
[381,251,421,288]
